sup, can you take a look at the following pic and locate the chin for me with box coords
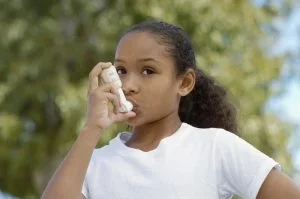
[124,117,143,127]
[125,113,163,128]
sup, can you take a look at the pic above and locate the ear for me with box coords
[178,69,196,96]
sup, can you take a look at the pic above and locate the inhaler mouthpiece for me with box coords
[120,100,133,113]
[117,88,133,112]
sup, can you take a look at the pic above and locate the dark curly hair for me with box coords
[124,20,239,135]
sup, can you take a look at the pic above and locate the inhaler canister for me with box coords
[101,65,133,112]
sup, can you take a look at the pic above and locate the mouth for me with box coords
[126,98,139,112]
[132,105,138,112]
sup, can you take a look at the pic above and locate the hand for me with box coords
[84,62,136,132]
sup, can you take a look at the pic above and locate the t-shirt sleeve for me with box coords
[214,129,281,199]
[81,153,96,199]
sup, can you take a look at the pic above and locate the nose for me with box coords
[122,75,140,96]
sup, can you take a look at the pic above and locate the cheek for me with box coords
[144,79,172,95]
[143,81,178,108]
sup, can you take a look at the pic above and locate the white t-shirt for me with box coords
[82,122,280,199]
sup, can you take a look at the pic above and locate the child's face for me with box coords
[114,32,182,127]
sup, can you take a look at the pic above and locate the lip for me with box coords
[126,98,139,112]
[131,106,138,113]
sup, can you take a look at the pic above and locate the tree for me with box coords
[0,0,293,198]
[259,0,300,79]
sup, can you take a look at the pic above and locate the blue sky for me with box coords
[254,0,300,173]
[269,79,300,170]
[266,2,300,172]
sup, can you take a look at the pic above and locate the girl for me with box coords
[42,21,300,199]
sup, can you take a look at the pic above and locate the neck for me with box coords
[125,111,182,151]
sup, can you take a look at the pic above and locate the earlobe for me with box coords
[178,69,196,96]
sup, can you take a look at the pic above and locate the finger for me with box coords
[100,83,119,94]
[104,92,120,114]
[99,84,121,112]
[88,62,112,92]
[110,86,122,106]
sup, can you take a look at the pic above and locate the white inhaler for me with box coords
[101,65,133,112]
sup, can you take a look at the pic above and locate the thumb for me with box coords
[114,111,136,122]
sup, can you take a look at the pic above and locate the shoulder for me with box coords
[181,123,236,153]
[183,123,234,145]
[183,123,255,158]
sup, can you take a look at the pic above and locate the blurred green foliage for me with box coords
[0,0,294,198]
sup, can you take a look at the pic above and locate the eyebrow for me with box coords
[137,58,160,63]
[114,58,160,64]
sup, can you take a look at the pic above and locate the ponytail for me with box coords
[179,68,239,135]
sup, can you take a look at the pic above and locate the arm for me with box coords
[41,126,103,199]
[41,62,136,199]
[257,168,300,199]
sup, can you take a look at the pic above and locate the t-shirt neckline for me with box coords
[110,122,189,156]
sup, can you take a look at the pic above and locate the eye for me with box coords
[142,68,155,75]
[116,67,127,75]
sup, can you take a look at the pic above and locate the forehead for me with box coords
[115,32,169,60]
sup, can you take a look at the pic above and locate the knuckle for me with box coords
[113,94,118,101]
[96,62,108,69]
[103,92,112,99]
[97,62,105,65]
[106,83,115,91]
[101,84,110,91]
[110,84,118,91]
[111,84,118,90]
[89,70,94,79]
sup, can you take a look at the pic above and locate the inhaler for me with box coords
[101,65,133,112]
